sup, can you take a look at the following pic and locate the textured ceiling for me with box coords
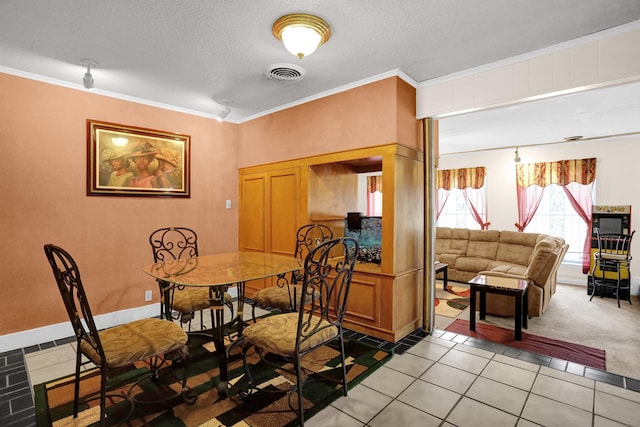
[1,1,639,152]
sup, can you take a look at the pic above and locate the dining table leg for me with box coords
[209,287,230,398]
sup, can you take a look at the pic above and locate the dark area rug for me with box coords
[34,333,391,426]
[446,319,606,370]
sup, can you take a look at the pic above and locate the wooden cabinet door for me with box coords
[239,167,300,296]
[239,173,267,252]
[268,168,299,257]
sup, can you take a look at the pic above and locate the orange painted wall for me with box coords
[0,73,239,335]
[1,73,419,338]
[238,77,421,168]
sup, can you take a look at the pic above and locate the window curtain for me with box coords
[366,175,382,216]
[515,157,596,272]
[436,167,489,229]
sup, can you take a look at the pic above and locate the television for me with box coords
[598,217,623,235]
[344,215,382,264]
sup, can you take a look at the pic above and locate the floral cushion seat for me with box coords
[80,318,189,369]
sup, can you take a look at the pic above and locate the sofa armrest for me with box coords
[525,246,558,288]
[477,270,530,284]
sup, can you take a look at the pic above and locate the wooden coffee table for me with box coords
[435,262,449,290]
[467,274,529,340]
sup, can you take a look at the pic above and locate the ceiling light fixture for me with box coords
[514,147,521,163]
[216,99,232,122]
[81,60,97,89]
[272,13,331,59]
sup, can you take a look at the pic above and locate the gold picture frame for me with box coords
[87,120,190,197]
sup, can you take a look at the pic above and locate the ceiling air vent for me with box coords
[265,63,306,82]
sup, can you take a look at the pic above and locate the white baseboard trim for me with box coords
[0,303,161,353]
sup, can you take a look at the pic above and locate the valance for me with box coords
[436,167,485,190]
[367,175,382,193]
[516,158,596,188]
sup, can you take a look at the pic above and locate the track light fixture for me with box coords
[514,147,521,163]
[216,99,232,122]
[81,60,97,89]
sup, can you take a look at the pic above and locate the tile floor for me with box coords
[2,309,640,426]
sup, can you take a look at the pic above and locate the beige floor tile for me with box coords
[420,362,477,394]
[369,399,441,427]
[531,374,594,411]
[538,365,595,388]
[331,384,393,424]
[384,351,434,377]
[439,348,490,375]
[452,343,494,359]
[423,334,457,348]
[596,381,640,403]
[397,379,461,419]
[492,353,540,373]
[466,376,528,416]
[593,415,634,427]
[360,365,414,398]
[594,389,640,426]
[521,394,592,427]
[29,360,76,386]
[25,343,76,371]
[305,405,364,427]
[481,360,537,391]
[406,339,451,361]
[516,420,541,427]
[446,396,518,427]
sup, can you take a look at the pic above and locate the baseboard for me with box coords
[0,303,161,353]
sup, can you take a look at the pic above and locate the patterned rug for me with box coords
[33,333,391,426]
[434,282,471,318]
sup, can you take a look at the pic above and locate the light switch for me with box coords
[225,199,231,209]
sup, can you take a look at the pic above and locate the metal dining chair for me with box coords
[149,227,234,330]
[240,237,359,426]
[44,243,196,426]
[250,224,333,321]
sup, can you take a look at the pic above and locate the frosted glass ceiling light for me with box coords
[273,13,331,59]
[81,60,97,89]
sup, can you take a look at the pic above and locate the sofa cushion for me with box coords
[450,228,470,252]
[455,256,492,272]
[437,252,462,266]
[485,261,527,276]
[496,231,537,265]
[467,230,499,259]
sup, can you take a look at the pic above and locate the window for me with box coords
[524,183,593,264]
[436,186,485,230]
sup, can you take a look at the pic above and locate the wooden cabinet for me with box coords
[239,167,301,295]
[238,144,424,342]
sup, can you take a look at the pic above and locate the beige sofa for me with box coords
[435,227,568,317]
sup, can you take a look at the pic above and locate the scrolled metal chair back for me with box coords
[292,224,334,283]
[297,237,358,348]
[43,244,105,366]
[149,227,198,262]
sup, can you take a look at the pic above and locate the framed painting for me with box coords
[87,120,190,197]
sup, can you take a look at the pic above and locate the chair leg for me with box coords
[73,350,82,418]
[338,333,349,396]
[295,355,305,427]
[100,368,108,426]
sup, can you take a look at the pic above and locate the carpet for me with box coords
[434,283,470,318]
[445,319,606,370]
[34,333,391,426]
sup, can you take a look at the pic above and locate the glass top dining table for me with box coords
[143,251,303,288]
[142,251,302,398]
